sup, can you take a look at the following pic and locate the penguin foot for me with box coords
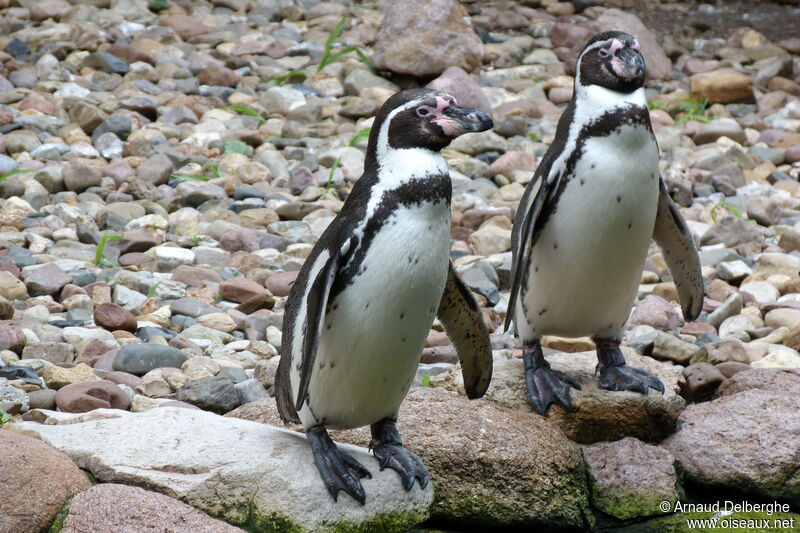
[307,425,371,505]
[369,418,429,491]
[595,339,665,394]
[598,364,665,395]
[523,341,581,415]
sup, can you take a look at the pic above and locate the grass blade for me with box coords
[348,127,371,147]
[95,234,123,267]
[0,168,37,183]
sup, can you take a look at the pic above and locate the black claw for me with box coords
[523,342,580,415]
[307,426,371,505]
[370,418,429,490]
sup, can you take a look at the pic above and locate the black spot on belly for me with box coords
[627,222,632,229]
[383,377,388,383]
[538,308,548,316]
[553,242,558,250]
[402,337,406,342]
[326,324,331,330]
[534,265,539,272]
[365,302,369,309]
[580,179,586,186]
[607,324,613,329]
[616,196,622,203]
[591,163,596,169]
[400,312,404,319]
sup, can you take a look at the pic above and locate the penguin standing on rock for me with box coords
[276,89,494,504]
[506,31,704,414]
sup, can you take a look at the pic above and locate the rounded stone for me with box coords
[112,344,188,376]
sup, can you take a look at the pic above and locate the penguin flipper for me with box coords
[437,262,493,399]
[505,169,559,333]
[276,238,351,423]
[653,178,704,321]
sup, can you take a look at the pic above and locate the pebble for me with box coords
[112,344,188,376]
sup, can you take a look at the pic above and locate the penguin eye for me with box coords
[416,108,430,117]
[599,48,610,58]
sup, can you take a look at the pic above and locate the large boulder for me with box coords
[0,430,91,533]
[661,389,800,505]
[229,388,593,530]
[9,408,432,533]
[372,0,484,76]
[57,484,245,533]
[436,349,684,443]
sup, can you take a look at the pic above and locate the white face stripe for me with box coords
[355,96,449,243]
[574,38,615,88]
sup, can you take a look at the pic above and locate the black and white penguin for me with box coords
[275,88,494,504]
[505,31,704,414]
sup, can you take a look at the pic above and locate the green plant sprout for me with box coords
[647,100,667,111]
[205,163,221,178]
[222,105,266,124]
[674,98,711,126]
[348,127,371,147]
[94,234,123,268]
[711,200,745,222]
[147,281,162,299]
[528,132,538,142]
[270,14,376,85]
[0,409,11,428]
[0,168,36,183]
[420,375,432,388]
[325,156,342,195]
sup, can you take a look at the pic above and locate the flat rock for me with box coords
[436,349,684,444]
[661,389,800,505]
[58,483,245,533]
[10,407,433,533]
[228,388,591,529]
[0,431,91,533]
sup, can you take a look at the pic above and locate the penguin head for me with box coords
[576,31,645,93]
[370,88,493,153]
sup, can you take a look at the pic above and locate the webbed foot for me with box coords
[369,418,429,490]
[596,339,665,394]
[524,341,581,415]
[307,425,372,505]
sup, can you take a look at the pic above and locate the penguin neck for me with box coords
[364,106,449,191]
[573,83,647,120]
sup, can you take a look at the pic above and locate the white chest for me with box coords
[517,123,660,340]
[298,200,451,429]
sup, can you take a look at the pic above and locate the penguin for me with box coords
[275,88,494,504]
[505,31,704,415]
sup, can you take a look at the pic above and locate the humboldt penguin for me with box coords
[276,88,494,504]
[505,31,703,414]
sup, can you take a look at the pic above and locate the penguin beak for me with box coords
[613,47,645,79]
[440,105,493,136]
